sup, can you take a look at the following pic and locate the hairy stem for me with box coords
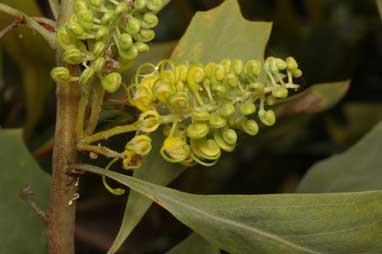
[0,3,56,48]
[46,1,79,254]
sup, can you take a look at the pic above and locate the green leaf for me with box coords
[377,0,382,20]
[107,131,186,254]
[0,0,55,138]
[170,0,273,63]
[78,164,382,254]
[0,129,50,253]
[166,233,220,254]
[276,80,350,118]
[298,122,382,193]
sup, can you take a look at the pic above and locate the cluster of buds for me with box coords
[50,0,164,93]
[123,57,302,167]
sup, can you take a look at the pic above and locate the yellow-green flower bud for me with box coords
[89,0,104,8]
[187,66,205,91]
[92,57,105,72]
[213,127,237,152]
[292,69,303,78]
[51,67,71,83]
[102,72,122,93]
[134,0,147,10]
[209,113,227,128]
[142,13,159,29]
[131,85,153,111]
[248,82,265,94]
[192,110,210,122]
[139,110,161,132]
[95,26,109,40]
[119,46,138,60]
[225,73,239,87]
[161,136,190,163]
[146,0,162,12]
[191,139,221,166]
[168,93,189,110]
[175,65,188,82]
[272,86,288,98]
[125,135,152,155]
[74,0,88,13]
[286,57,298,70]
[114,2,128,15]
[101,12,115,25]
[79,68,95,85]
[136,29,155,42]
[120,33,133,50]
[135,42,150,53]
[67,16,84,36]
[92,41,106,57]
[231,59,244,75]
[63,48,86,65]
[240,101,256,115]
[219,103,235,117]
[125,17,141,34]
[187,123,209,139]
[220,59,231,73]
[258,109,276,126]
[153,80,174,103]
[240,119,259,136]
[245,60,261,79]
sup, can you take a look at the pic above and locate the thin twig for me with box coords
[77,144,125,159]
[0,3,56,49]
[0,20,17,39]
[32,141,54,159]
[19,186,48,223]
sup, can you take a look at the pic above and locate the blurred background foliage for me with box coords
[0,0,381,253]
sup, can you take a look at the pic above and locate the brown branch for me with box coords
[20,185,48,223]
[46,2,79,254]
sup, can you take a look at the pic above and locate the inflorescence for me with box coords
[51,0,164,92]
[123,57,302,168]
[48,0,303,169]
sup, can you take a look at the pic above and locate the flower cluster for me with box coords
[123,57,302,167]
[50,0,163,93]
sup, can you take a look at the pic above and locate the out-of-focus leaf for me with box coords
[327,103,382,145]
[377,0,382,20]
[166,233,220,254]
[0,0,55,138]
[171,0,272,63]
[0,129,50,253]
[107,131,186,254]
[81,164,382,254]
[276,80,350,118]
[298,122,382,193]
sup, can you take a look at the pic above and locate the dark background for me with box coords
[1,0,382,253]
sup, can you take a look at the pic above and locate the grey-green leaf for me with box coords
[0,129,50,253]
[298,122,382,193]
[170,0,272,63]
[166,233,220,254]
[79,164,382,254]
